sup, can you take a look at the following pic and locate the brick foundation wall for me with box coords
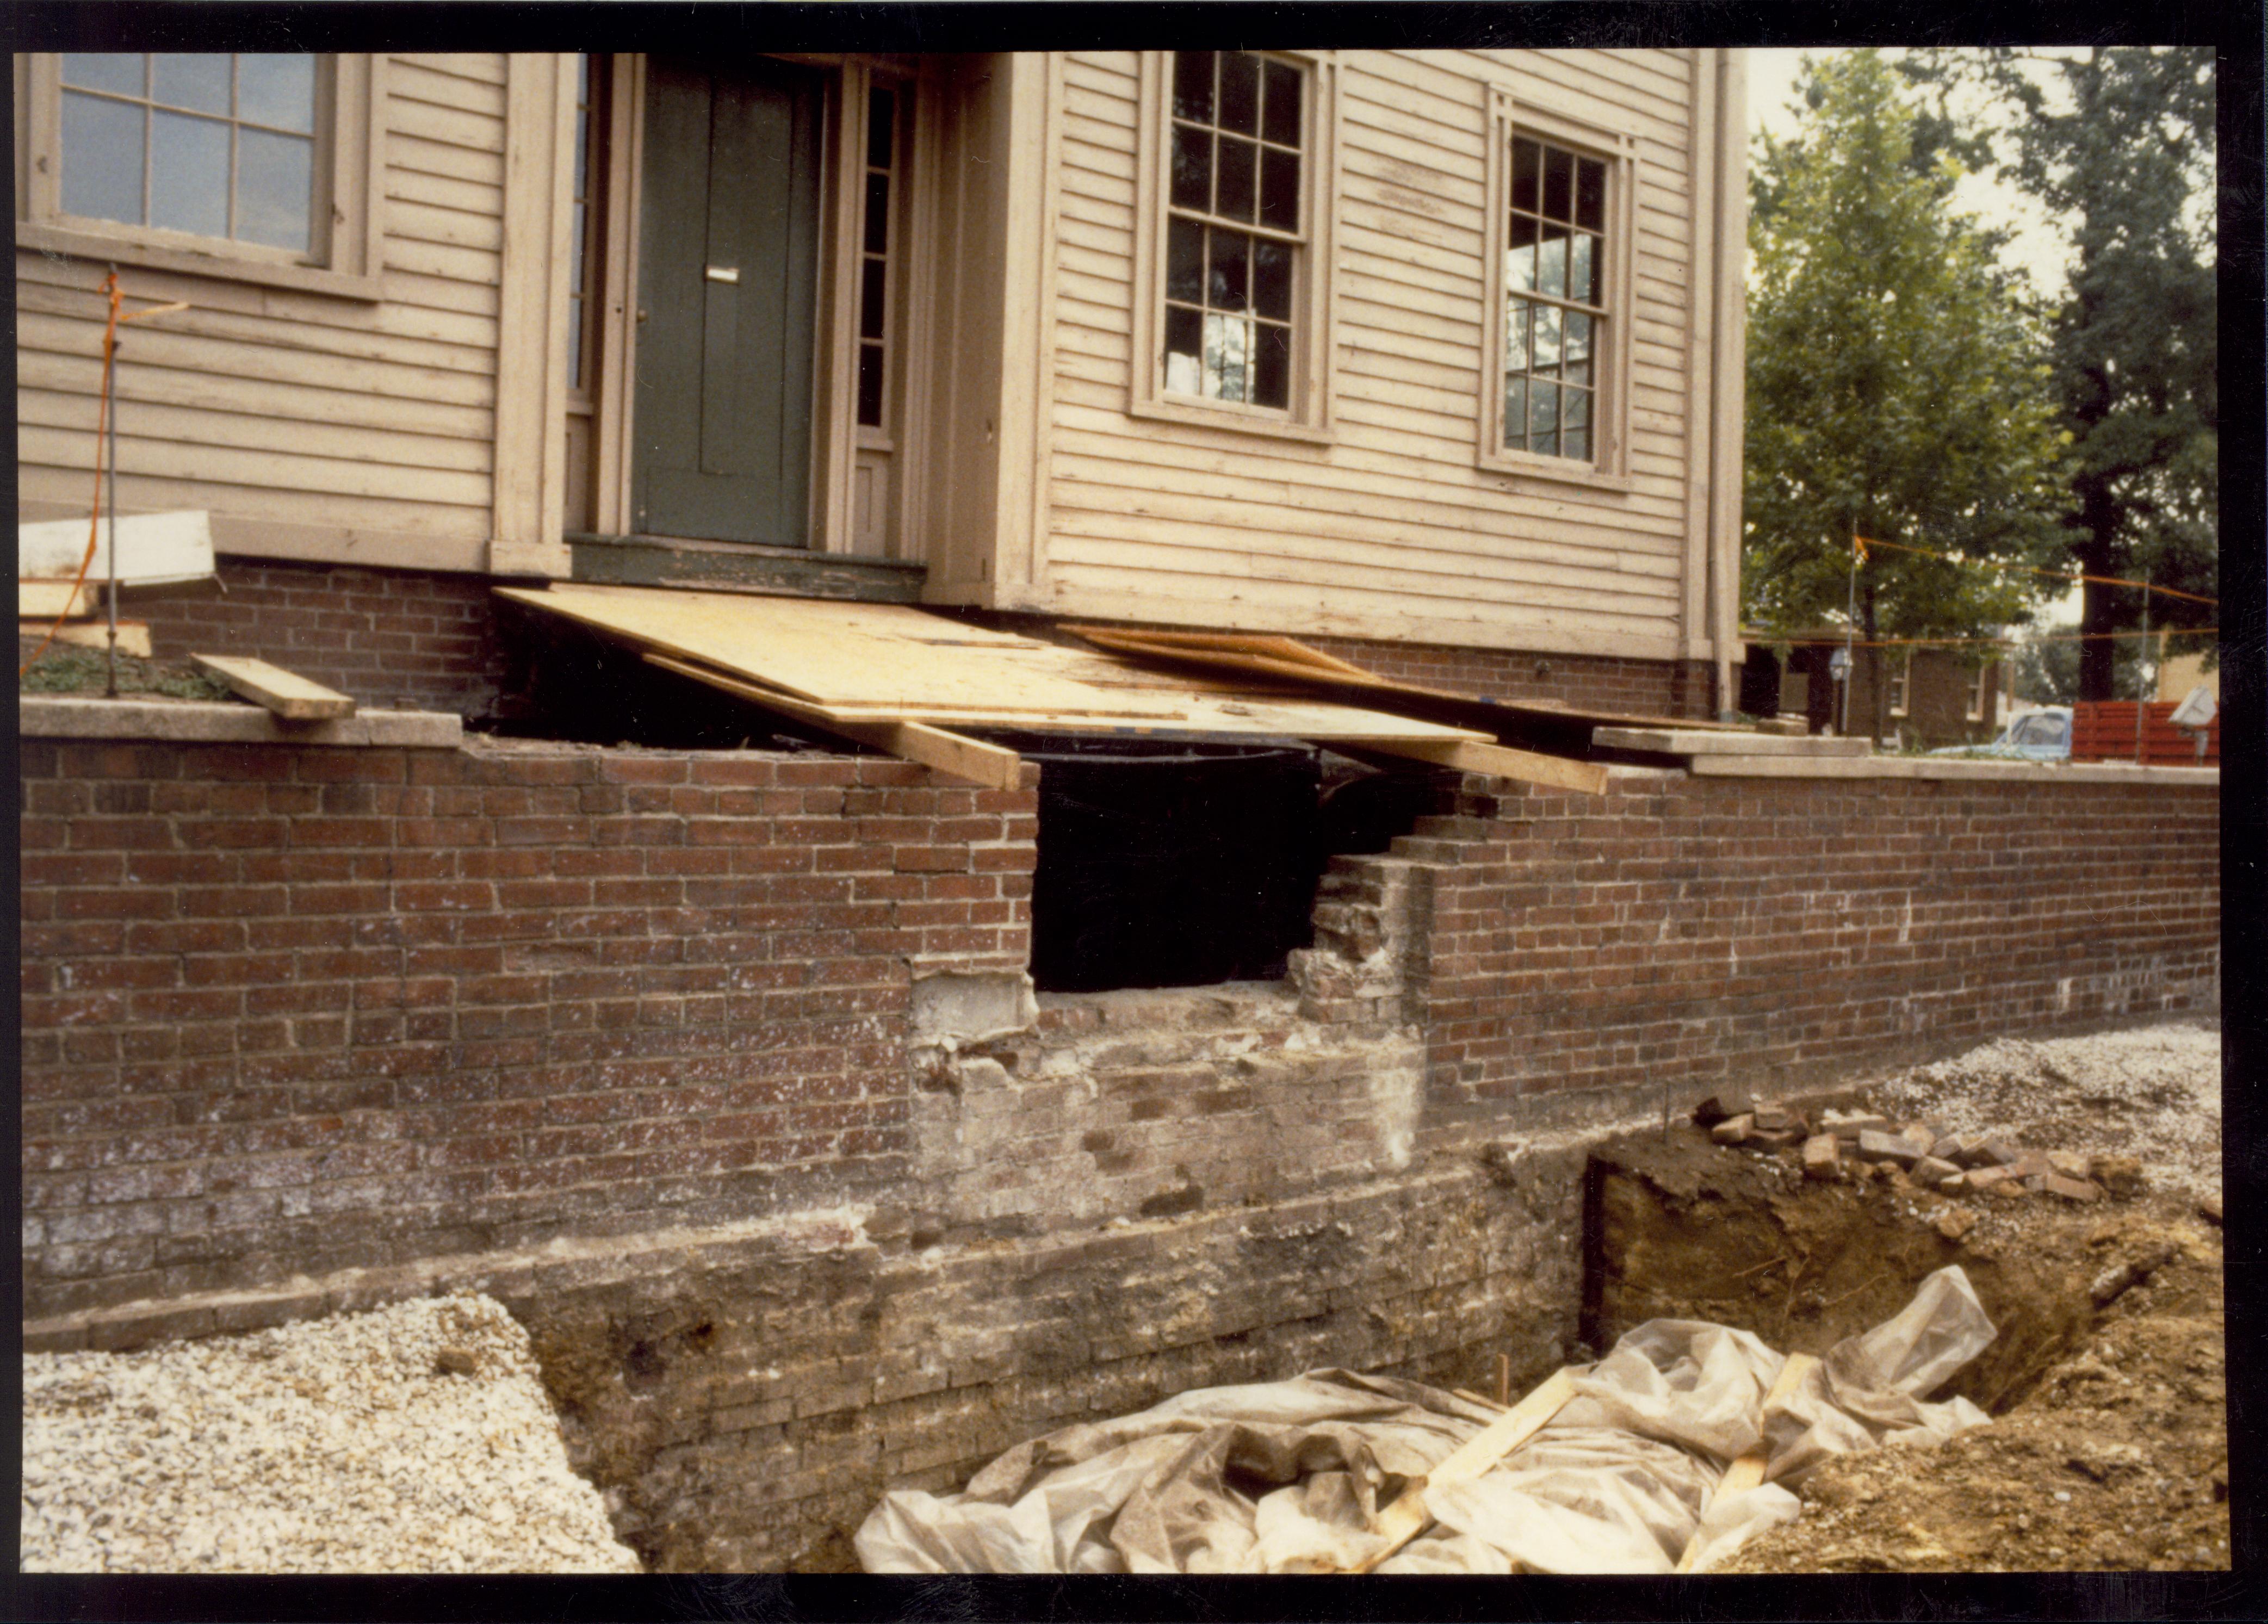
[131,560,512,714]
[1304,634,1718,720]
[20,736,1035,1319]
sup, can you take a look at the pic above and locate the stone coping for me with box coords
[18,695,463,749]
[1683,752,2216,786]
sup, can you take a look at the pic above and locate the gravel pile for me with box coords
[22,1292,642,1574]
[1871,1021,2221,1199]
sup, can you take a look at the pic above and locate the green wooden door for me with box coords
[634,58,821,546]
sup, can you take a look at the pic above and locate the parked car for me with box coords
[1926,706,2072,761]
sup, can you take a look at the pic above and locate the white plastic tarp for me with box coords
[855,1265,1996,1575]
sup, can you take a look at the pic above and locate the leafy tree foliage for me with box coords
[1744,52,2073,740]
[1903,47,2216,701]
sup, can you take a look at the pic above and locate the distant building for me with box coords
[1738,633,2005,748]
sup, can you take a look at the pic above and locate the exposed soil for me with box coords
[1588,1021,2224,1572]
[18,637,233,701]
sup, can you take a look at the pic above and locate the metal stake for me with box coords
[106,279,121,698]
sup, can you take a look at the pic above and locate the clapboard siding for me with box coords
[15,53,509,556]
[1042,48,1707,653]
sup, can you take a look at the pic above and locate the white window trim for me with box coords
[16,53,386,301]
[1888,648,1912,717]
[1966,660,1991,722]
[1477,88,1636,489]
[1128,48,1339,445]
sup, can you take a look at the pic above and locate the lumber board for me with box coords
[1355,736,1614,795]
[19,579,97,619]
[645,654,1027,790]
[1594,726,1872,758]
[18,510,216,586]
[190,654,357,720]
[21,619,152,659]
[1349,1367,1578,1573]
[1674,1352,1820,1574]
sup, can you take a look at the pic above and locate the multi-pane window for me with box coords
[856,85,901,430]
[1502,135,1608,461]
[1162,50,1304,410]
[58,53,317,253]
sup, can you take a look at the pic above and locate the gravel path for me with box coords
[21,1292,641,1573]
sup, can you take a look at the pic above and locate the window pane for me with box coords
[1262,60,1302,147]
[1537,228,1566,299]
[1208,227,1249,312]
[1507,215,1536,293]
[867,86,894,170]
[1542,145,1573,221]
[238,54,315,131]
[574,105,590,197]
[236,126,313,249]
[1167,215,1205,304]
[1569,233,1595,305]
[1214,135,1256,221]
[1503,375,1527,450]
[150,111,230,239]
[1576,156,1606,232]
[1253,237,1292,321]
[60,92,146,225]
[857,343,884,425]
[1164,303,1204,394]
[569,302,584,390]
[1259,146,1299,232]
[1564,311,1591,364]
[1564,383,1591,429]
[1531,380,1559,441]
[1510,138,1540,215]
[1505,300,1530,373]
[1562,423,1588,461]
[1173,51,1215,124]
[153,53,231,115]
[1170,124,1212,212]
[864,172,889,254]
[63,53,144,95]
[1255,321,1291,408]
[1203,311,1251,402]
[859,256,887,339]
[1533,304,1561,368]
[1218,51,1259,135]
[571,202,587,294]
[1564,359,1591,393]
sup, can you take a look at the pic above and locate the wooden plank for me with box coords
[1674,1352,1819,1574]
[21,619,152,658]
[18,579,96,619]
[645,654,1027,790]
[1348,1367,1579,1573]
[1595,727,1874,758]
[1356,737,1614,796]
[190,655,358,720]
[18,511,215,585]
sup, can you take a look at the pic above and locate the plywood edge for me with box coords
[1595,726,1874,758]
[1356,737,1613,795]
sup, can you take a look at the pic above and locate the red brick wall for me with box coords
[133,560,510,713]
[1393,771,2220,1125]
[1303,636,1717,720]
[19,737,1036,1319]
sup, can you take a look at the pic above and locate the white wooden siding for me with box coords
[1043,48,1704,658]
[15,53,507,566]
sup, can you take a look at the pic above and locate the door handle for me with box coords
[705,266,740,284]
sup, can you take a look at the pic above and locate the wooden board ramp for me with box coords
[1672,1351,1820,1574]
[190,655,357,721]
[21,619,152,659]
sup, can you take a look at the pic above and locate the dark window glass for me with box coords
[1217,51,1259,135]
[1542,146,1573,222]
[867,87,894,171]
[1575,156,1606,232]
[859,257,887,340]
[1173,51,1214,123]
[1259,146,1299,232]
[1253,238,1292,321]
[864,171,889,254]
[1167,215,1205,303]
[1214,135,1256,221]
[1510,138,1540,215]
[1503,376,1527,450]
[1254,321,1291,408]
[1164,302,1203,367]
[1209,227,1249,311]
[857,344,884,426]
[1507,213,1536,292]
[1563,422,1588,461]
[1262,60,1301,147]
[1170,124,1212,211]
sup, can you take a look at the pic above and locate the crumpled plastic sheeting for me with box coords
[854,1266,1998,1575]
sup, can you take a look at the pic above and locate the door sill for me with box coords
[568,531,927,604]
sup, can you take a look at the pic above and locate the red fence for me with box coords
[2072,701,2220,766]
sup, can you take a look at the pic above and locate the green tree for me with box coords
[1903,47,2217,701]
[1744,52,2073,742]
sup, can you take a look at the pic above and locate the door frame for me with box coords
[584,52,928,557]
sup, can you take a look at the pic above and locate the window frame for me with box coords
[1129,48,1339,444]
[1478,89,1636,488]
[17,52,386,301]
[1965,660,1991,723]
[1888,648,1912,717]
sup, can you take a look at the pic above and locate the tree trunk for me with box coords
[2074,475,2120,702]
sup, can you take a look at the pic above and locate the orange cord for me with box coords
[20,271,125,676]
